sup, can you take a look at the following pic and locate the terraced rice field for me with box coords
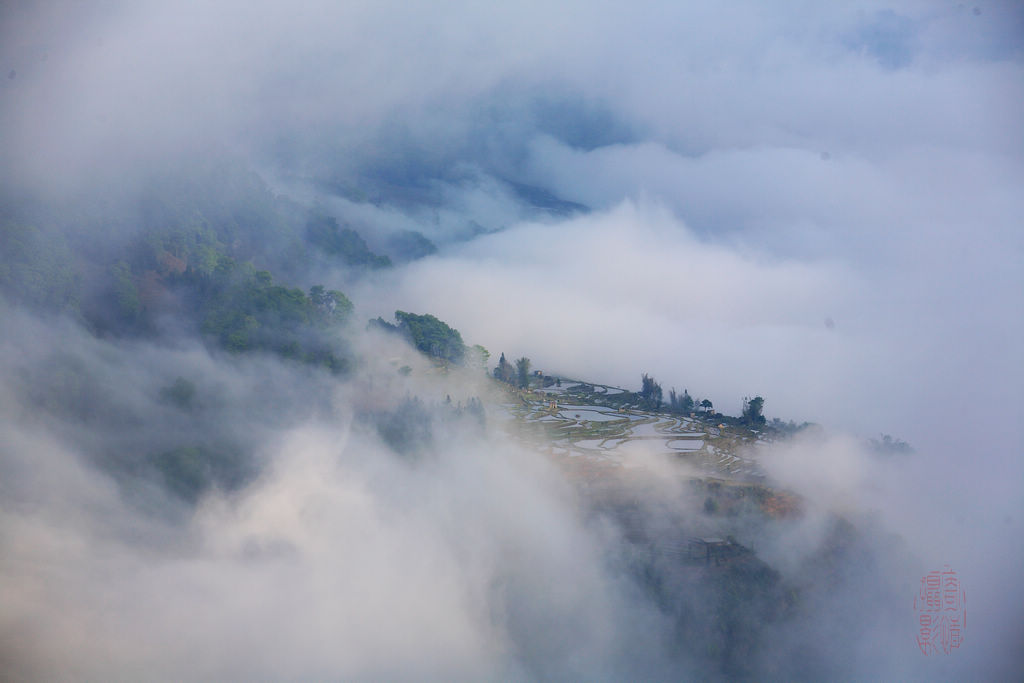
[498,380,762,478]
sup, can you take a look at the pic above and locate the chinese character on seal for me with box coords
[914,565,966,655]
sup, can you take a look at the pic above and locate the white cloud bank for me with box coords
[2,0,1022,679]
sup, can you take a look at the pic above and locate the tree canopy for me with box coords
[669,388,695,414]
[640,373,663,409]
[494,352,514,383]
[306,213,391,268]
[516,357,532,389]
[742,396,766,425]
[393,310,466,364]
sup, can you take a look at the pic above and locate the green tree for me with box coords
[742,396,766,425]
[309,284,353,323]
[394,310,465,363]
[306,213,391,268]
[494,352,514,383]
[376,397,433,456]
[150,443,250,503]
[669,388,694,413]
[468,344,490,372]
[640,373,663,409]
[515,357,532,389]
[870,433,913,455]
[368,316,399,333]
[111,260,141,321]
[0,221,80,314]
[680,389,694,413]
[185,258,350,371]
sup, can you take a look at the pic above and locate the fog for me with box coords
[2,1,1022,680]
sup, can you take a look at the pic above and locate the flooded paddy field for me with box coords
[494,382,763,479]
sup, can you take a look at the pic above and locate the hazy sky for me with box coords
[1,1,1022,679]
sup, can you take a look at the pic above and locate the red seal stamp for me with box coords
[914,565,966,655]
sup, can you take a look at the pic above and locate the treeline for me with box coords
[637,372,822,435]
[492,353,541,389]
[375,394,486,457]
[634,372,806,431]
[178,262,353,372]
[306,213,392,268]
[637,373,717,416]
[104,229,356,371]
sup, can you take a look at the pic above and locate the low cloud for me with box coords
[0,305,669,680]
[375,202,880,430]
[1,0,1021,678]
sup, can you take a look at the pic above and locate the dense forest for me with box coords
[0,162,475,504]
[2,163,379,362]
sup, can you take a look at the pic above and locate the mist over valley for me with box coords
[1,2,1022,680]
